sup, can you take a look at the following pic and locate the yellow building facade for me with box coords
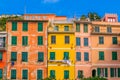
[48,20,75,80]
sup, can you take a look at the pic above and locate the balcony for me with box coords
[48,60,71,65]
[0,32,7,50]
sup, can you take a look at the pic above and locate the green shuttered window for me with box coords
[84,38,88,46]
[110,68,114,77]
[78,70,83,78]
[65,36,70,44]
[0,69,2,79]
[97,68,108,77]
[99,36,104,44]
[22,36,28,46]
[38,22,43,31]
[37,70,43,79]
[12,22,17,31]
[23,22,28,31]
[0,52,2,61]
[51,36,56,44]
[50,52,55,60]
[76,23,80,32]
[76,37,80,46]
[64,70,69,79]
[38,36,43,45]
[22,52,28,62]
[84,52,89,61]
[50,70,55,79]
[11,52,17,61]
[22,70,28,79]
[38,52,44,62]
[118,68,120,77]
[11,69,16,79]
[112,37,117,44]
[11,36,17,45]
[99,51,104,60]
[64,52,69,60]
[64,26,69,31]
[84,24,88,33]
[112,52,117,60]
[76,52,81,61]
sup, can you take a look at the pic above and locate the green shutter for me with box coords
[97,68,101,76]
[76,37,80,46]
[76,23,80,32]
[38,22,43,31]
[22,52,28,62]
[84,52,89,61]
[50,70,55,79]
[11,69,16,79]
[112,52,117,60]
[22,36,28,46]
[22,70,28,79]
[84,24,88,33]
[112,37,117,44]
[84,38,88,46]
[38,36,43,45]
[76,52,81,61]
[50,52,55,60]
[105,68,108,77]
[0,69,2,78]
[99,51,104,60]
[11,52,17,61]
[64,52,69,60]
[38,52,44,62]
[110,68,114,77]
[64,26,69,31]
[0,52,2,60]
[12,22,17,31]
[37,70,43,79]
[99,36,104,44]
[11,36,17,45]
[118,68,120,77]
[23,22,28,31]
[3,37,6,47]
[64,70,69,79]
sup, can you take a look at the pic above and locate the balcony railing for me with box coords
[48,60,71,65]
[0,42,6,50]
[48,29,74,33]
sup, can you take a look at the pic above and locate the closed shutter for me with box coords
[3,37,5,47]
[99,51,104,60]
[37,70,42,79]
[50,52,55,60]
[12,36,17,45]
[64,52,69,60]
[50,70,55,79]
[84,24,88,32]
[38,52,44,62]
[76,52,81,61]
[97,68,101,76]
[22,36,28,46]
[76,23,80,32]
[22,70,28,79]
[22,52,28,62]
[112,52,117,60]
[11,69,16,79]
[11,52,17,61]
[23,22,28,31]
[118,68,120,77]
[110,68,114,77]
[0,52,2,60]
[112,37,117,44]
[12,22,17,31]
[84,38,88,46]
[0,69,2,78]
[38,36,43,45]
[76,37,80,46]
[64,70,69,79]
[105,68,108,77]
[38,22,43,31]
[84,52,89,61]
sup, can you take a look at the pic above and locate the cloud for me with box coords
[43,0,59,3]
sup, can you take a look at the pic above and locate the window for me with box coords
[110,68,120,77]
[112,52,117,60]
[64,26,69,31]
[38,36,43,45]
[64,52,69,60]
[76,52,81,61]
[12,22,17,31]
[0,52,2,61]
[23,22,28,31]
[11,69,16,79]
[107,26,112,33]
[99,51,104,60]
[0,37,5,47]
[95,26,99,32]
[22,52,28,62]
[22,70,28,79]
[51,36,56,44]
[112,37,117,44]
[50,52,55,60]
[84,24,88,33]
[11,36,17,45]
[38,22,43,31]
[50,70,55,79]
[84,38,88,46]
[37,70,43,79]
[54,26,59,31]
[22,36,28,46]
[97,68,108,77]
[38,52,44,62]
[65,36,69,44]
[76,37,80,46]
[0,69,2,79]
[64,70,69,79]
[78,70,83,78]
[99,36,104,44]
[76,23,80,32]
[11,52,17,61]
[84,52,89,61]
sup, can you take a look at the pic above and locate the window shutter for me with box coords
[84,24,88,32]
[97,68,101,76]
[112,52,117,60]
[23,22,28,31]
[64,70,69,79]
[37,70,42,79]
[3,37,5,47]
[50,52,55,60]
[110,68,114,77]
[38,52,44,62]
[76,37,80,46]
[118,68,120,77]
[76,52,81,61]
[11,69,16,79]
[38,36,43,45]
[105,68,108,77]
[22,52,28,62]
[0,52,2,60]
[76,23,80,32]
[38,22,43,31]
[11,52,17,61]
[50,70,55,79]
[84,52,89,61]
[99,51,104,60]
[12,22,17,31]
[64,52,69,60]
[22,36,28,46]
[12,36,17,45]
[22,70,28,79]
[84,38,88,46]
[0,69,2,78]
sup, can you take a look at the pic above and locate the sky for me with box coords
[0,0,120,20]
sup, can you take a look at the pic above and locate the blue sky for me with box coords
[0,0,120,19]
